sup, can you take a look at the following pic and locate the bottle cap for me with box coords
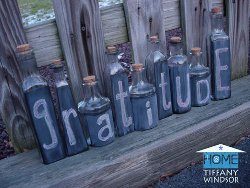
[16,44,31,53]
[83,75,96,84]
[170,37,181,44]
[191,47,201,55]
[211,7,221,14]
[106,46,117,54]
[52,59,63,68]
[150,36,159,43]
[132,64,144,71]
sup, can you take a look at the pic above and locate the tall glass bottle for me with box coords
[104,46,134,137]
[17,44,65,164]
[129,64,159,131]
[51,59,88,156]
[210,7,231,100]
[189,48,210,107]
[78,76,115,147]
[145,36,172,120]
[168,37,191,114]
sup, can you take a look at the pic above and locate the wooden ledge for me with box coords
[1,76,250,188]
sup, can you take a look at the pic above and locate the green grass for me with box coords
[18,0,53,15]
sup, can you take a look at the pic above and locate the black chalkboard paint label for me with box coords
[85,109,115,147]
[190,74,211,107]
[110,73,134,136]
[169,64,191,114]
[131,94,159,131]
[57,85,88,156]
[154,61,173,119]
[211,39,231,100]
[25,86,65,164]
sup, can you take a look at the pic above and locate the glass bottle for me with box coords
[51,59,88,156]
[145,36,172,119]
[104,46,134,137]
[17,44,65,164]
[189,48,210,107]
[210,7,231,100]
[78,76,115,147]
[129,64,159,131]
[168,37,191,114]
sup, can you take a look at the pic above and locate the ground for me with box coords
[154,136,250,188]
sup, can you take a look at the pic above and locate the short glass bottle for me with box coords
[78,76,115,147]
[210,7,231,100]
[168,37,191,114]
[129,64,159,131]
[104,46,134,137]
[51,59,88,156]
[189,48,211,107]
[145,36,172,120]
[17,44,65,164]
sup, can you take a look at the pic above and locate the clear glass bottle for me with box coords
[189,48,210,107]
[210,7,231,100]
[129,64,159,131]
[168,37,191,114]
[104,46,134,137]
[51,59,88,156]
[145,36,172,119]
[78,76,115,146]
[17,44,65,164]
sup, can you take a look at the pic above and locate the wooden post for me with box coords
[123,0,167,65]
[52,0,107,103]
[226,0,249,79]
[180,0,212,66]
[0,0,36,152]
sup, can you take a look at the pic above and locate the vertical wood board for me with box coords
[123,0,167,65]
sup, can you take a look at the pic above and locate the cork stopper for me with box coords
[170,37,181,44]
[211,7,221,14]
[106,46,117,54]
[132,64,144,71]
[52,59,63,68]
[150,36,159,43]
[83,75,96,84]
[16,44,31,53]
[191,47,201,55]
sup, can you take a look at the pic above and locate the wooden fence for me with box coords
[25,0,227,68]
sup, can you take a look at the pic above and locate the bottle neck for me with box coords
[169,43,183,56]
[107,52,119,64]
[17,50,38,78]
[84,82,101,100]
[148,41,160,53]
[211,13,224,34]
[54,66,66,84]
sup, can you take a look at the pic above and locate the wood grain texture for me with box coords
[52,0,108,102]
[180,0,212,66]
[1,75,250,187]
[226,0,249,79]
[0,0,35,152]
[123,0,167,65]
[25,20,63,67]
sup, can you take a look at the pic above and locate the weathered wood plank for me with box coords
[123,0,167,65]
[180,0,212,66]
[0,0,35,152]
[226,0,249,79]
[25,20,63,67]
[23,0,225,67]
[1,75,250,187]
[52,0,107,104]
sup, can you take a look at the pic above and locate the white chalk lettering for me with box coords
[146,101,153,127]
[159,73,171,110]
[196,79,210,105]
[97,113,114,142]
[116,81,133,128]
[62,109,77,146]
[176,74,191,108]
[215,48,230,92]
[33,99,58,150]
